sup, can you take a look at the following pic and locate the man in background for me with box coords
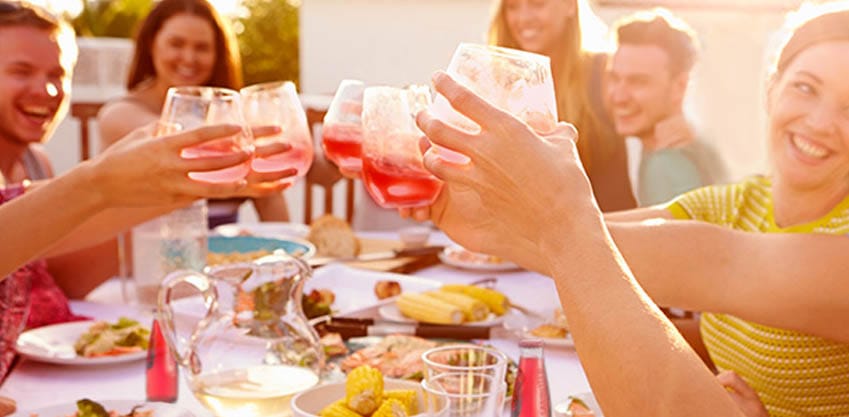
[606,9,727,206]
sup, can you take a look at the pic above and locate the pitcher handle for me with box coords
[156,269,217,370]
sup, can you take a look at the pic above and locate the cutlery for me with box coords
[468,276,546,319]
[308,245,444,268]
[313,316,491,340]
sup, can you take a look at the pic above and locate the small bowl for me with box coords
[291,378,426,417]
[399,226,431,249]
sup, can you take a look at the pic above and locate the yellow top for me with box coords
[667,176,849,417]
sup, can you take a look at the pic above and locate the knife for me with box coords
[308,245,444,268]
[314,316,491,340]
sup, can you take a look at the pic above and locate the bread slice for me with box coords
[307,215,361,258]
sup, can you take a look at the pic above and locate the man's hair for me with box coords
[0,1,78,65]
[614,8,698,76]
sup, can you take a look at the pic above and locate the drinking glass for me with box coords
[159,86,253,183]
[321,79,365,173]
[422,344,509,383]
[241,81,314,184]
[422,372,506,417]
[430,43,558,162]
[361,86,442,208]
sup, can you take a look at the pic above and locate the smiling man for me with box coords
[607,9,726,206]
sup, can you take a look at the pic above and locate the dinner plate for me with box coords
[208,235,316,260]
[378,304,503,327]
[15,321,147,366]
[553,391,604,417]
[13,399,194,417]
[213,221,311,239]
[502,309,574,348]
[438,245,520,272]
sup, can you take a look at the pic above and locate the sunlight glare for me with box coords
[208,0,243,17]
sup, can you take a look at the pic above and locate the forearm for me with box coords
[608,220,849,342]
[541,217,743,416]
[0,163,106,277]
[252,193,290,222]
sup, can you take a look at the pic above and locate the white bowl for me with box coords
[399,226,431,249]
[291,378,426,417]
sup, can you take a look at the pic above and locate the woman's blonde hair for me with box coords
[487,0,613,173]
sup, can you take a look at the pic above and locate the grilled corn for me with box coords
[441,284,509,315]
[384,389,418,415]
[318,400,362,417]
[396,292,463,324]
[427,290,489,321]
[345,365,384,414]
[371,398,408,417]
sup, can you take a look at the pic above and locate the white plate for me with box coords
[553,391,604,417]
[13,399,194,417]
[15,321,147,366]
[438,245,520,272]
[214,221,310,239]
[502,309,574,348]
[378,304,503,327]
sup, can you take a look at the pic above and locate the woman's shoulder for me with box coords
[97,95,159,149]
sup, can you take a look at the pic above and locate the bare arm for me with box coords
[609,219,849,343]
[97,100,158,149]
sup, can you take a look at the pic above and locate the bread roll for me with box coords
[307,215,360,258]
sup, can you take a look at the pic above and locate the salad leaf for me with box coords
[76,399,109,417]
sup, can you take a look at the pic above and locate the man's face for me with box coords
[0,26,72,147]
[606,44,686,139]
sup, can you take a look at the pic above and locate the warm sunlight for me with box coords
[207,0,244,17]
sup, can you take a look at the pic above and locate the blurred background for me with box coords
[37,0,805,222]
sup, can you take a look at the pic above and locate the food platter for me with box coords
[15,321,147,366]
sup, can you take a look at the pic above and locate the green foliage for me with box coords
[72,0,300,86]
[235,0,300,87]
[72,0,154,38]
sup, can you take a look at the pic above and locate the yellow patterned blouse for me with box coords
[666,176,849,417]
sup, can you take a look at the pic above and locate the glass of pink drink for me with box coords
[241,81,314,184]
[322,79,365,173]
[430,43,558,163]
[361,86,442,209]
[159,86,253,183]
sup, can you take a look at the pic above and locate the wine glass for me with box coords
[241,81,314,184]
[429,43,558,162]
[360,86,442,209]
[159,86,253,183]
[321,79,365,173]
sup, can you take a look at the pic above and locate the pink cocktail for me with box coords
[252,133,314,184]
[322,122,363,172]
[362,152,442,208]
[182,141,252,182]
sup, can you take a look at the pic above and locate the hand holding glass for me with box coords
[159,86,253,183]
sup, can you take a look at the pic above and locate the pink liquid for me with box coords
[252,135,314,181]
[361,156,442,208]
[322,123,363,172]
[147,319,178,403]
[181,137,250,183]
[511,356,550,417]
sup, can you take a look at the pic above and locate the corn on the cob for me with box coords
[427,290,489,322]
[318,400,362,417]
[371,398,408,417]
[383,389,418,415]
[440,284,509,315]
[345,365,384,415]
[396,293,463,324]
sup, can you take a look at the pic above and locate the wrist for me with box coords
[72,161,110,211]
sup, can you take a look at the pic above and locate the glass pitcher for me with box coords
[157,254,324,417]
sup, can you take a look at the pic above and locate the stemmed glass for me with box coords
[241,81,314,184]
[360,86,442,208]
[429,43,558,161]
[321,79,365,173]
[159,86,254,183]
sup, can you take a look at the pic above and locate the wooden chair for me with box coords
[70,102,104,161]
[303,106,357,225]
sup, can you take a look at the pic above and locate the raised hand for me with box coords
[716,371,769,417]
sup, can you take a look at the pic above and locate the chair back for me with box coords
[304,105,357,225]
[70,102,105,161]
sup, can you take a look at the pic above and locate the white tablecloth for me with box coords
[1,232,591,415]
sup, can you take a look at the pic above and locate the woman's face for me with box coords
[502,0,575,56]
[151,13,216,88]
[768,41,849,195]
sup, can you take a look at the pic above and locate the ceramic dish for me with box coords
[213,221,311,239]
[208,235,316,260]
[438,245,520,272]
[13,399,194,417]
[15,321,146,366]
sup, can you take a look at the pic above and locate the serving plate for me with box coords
[13,399,194,417]
[208,235,316,260]
[15,321,147,366]
[378,304,504,327]
[438,245,520,272]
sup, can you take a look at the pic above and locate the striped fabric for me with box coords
[667,176,849,417]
